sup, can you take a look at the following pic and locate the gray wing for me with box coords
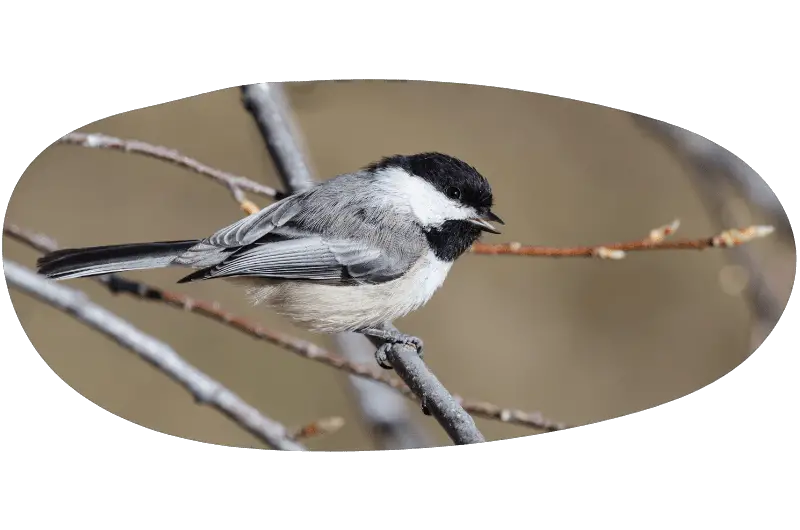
[205,194,304,247]
[187,236,418,284]
[173,193,305,268]
[174,172,426,284]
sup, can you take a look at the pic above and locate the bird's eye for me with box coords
[446,186,461,200]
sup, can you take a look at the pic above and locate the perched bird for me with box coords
[37,152,503,367]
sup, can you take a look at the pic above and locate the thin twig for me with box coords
[471,224,774,257]
[55,132,775,260]
[633,116,786,334]
[58,131,283,213]
[3,259,305,451]
[291,416,346,440]
[240,82,435,448]
[3,223,566,432]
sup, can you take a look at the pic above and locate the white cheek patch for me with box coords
[375,167,474,226]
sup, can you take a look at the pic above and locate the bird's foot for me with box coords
[358,328,424,370]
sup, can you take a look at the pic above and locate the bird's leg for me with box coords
[356,325,424,370]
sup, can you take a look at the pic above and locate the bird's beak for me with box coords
[467,210,504,234]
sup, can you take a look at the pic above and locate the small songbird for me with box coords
[36,152,503,367]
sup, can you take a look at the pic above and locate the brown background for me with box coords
[3,81,795,450]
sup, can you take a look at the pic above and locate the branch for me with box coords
[365,328,484,444]
[58,131,283,214]
[3,259,306,451]
[240,82,434,449]
[4,223,566,433]
[240,83,316,192]
[54,132,775,260]
[471,222,774,258]
[633,117,786,334]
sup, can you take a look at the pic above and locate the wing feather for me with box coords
[173,194,305,268]
[174,173,427,284]
[194,236,413,284]
[205,194,304,248]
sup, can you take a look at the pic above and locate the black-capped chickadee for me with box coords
[37,153,503,367]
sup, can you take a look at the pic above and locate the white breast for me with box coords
[402,250,453,308]
[243,251,453,333]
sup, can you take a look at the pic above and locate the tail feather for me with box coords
[37,240,198,280]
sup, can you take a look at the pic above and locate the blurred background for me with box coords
[3,81,795,450]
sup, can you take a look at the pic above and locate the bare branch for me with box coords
[471,223,774,258]
[329,332,434,449]
[3,259,305,451]
[365,326,485,444]
[58,132,283,213]
[240,82,434,448]
[56,132,775,261]
[240,84,316,192]
[633,116,786,334]
[4,223,566,432]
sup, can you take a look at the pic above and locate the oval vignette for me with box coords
[3,80,795,451]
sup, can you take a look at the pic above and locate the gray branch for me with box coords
[331,332,433,449]
[240,83,316,193]
[365,327,485,444]
[4,260,306,451]
[240,82,447,448]
[59,132,283,201]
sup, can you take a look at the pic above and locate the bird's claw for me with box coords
[373,334,424,370]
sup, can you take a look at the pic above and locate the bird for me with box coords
[36,152,503,368]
